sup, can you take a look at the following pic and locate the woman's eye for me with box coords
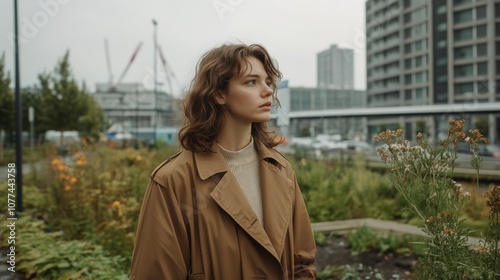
[245,80,256,85]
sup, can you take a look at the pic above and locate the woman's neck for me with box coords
[216,123,252,151]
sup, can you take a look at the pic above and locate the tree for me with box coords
[21,87,47,143]
[40,51,104,144]
[78,93,105,142]
[0,53,14,160]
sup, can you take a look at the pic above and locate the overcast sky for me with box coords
[1,0,366,97]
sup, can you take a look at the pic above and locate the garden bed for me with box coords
[313,219,422,279]
[316,234,418,279]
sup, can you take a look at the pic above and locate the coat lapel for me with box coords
[257,143,295,260]
[210,171,280,260]
[194,143,280,261]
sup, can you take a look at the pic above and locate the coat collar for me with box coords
[193,139,293,262]
[195,139,287,180]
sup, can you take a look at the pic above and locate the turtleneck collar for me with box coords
[217,137,257,165]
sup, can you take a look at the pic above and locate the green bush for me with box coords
[347,226,424,257]
[14,143,180,276]
[0,214,128,279]
[291,154,412,223]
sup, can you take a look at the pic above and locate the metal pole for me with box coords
[29,106,34,162]
[14,0,23,213]
[136,85,139,143]
[152,19,158,146]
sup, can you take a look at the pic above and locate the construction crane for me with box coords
[104,38,114,85]
[103,39,178,94]
[117,42,143,84]
[158,45,180,95]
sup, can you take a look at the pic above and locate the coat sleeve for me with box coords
[292,174,317,279]
[129,178,190,280]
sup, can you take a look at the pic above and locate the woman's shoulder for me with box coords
[150,150,194,183]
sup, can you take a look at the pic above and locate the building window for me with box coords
[437,74,448,82]
[477,62,487,76]
[405,59,412,69]
[414,72,427,83]
[455,64,474,77]
[454,45,474,59]
[476,5,486,19]
[404,13,411,24]
[437,22,447,31]
[477,43,487,57]
[414,23,427,36]
[415,55,425,67]
[405,43,412,54]
[478,80,490,93]
[437,5,447,14]
[454,0,473,6]
[412,7,427,21]
[415,39,427,52]
[437,57,447,66]
[415,89,423,99]
[454,27,473,41]
[415,41,423,52]
[405,28,412,39]
[405,89,412,100]
[476,25,487,38]
[405,74,412,85]
[405,0,426,9]
[437,40,447,48]
[455,82,474,95]
[454,9,473,24]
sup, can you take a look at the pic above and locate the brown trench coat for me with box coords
[130,140,316,280]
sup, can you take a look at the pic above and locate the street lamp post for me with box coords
[14,0,23,213]
[152,19,158,146]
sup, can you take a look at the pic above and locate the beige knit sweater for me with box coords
[218,139,263,223]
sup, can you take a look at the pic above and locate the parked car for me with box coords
[342,140,373,153]
[455,142,500,158]
[311,139,346,151]
[478,144,500,158]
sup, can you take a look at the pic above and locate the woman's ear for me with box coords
[215,91,226,105]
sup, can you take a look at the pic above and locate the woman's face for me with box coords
[217,56,274,126]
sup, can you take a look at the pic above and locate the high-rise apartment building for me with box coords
[317,44,355,89]
[366,0,499,143]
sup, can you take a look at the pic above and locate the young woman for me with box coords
[130,43,316,279]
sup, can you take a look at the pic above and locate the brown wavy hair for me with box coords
[178,43,283,154]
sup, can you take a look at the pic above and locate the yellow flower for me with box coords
[110,200,123,217]
[64,185,71,191]
[51,158,62,167]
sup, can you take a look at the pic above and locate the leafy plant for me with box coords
[0,214,128,280]
[374,119,500,279]
[17,143,180,275]
[347,226,423,257]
